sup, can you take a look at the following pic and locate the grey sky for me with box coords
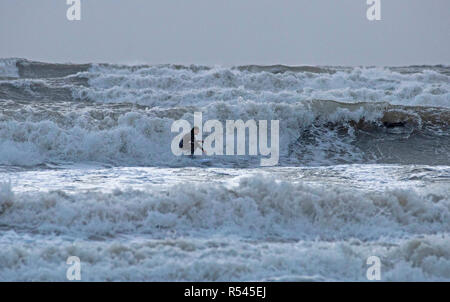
[1,0,449,66]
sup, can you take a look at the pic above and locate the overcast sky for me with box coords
[1,0,449,66]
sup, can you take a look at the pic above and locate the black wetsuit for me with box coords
[179,130,197,155]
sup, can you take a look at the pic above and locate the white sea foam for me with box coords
[0,176,448,240]
[0,100,387,166]
[1,97,449,167]
[0,231,449,281]
[72,65,450,108]
[1,171,449,281]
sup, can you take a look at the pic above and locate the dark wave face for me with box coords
[0,58,449,167]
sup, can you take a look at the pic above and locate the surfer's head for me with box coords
[191,126,199,135]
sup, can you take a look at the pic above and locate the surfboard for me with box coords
[197,158,212,165]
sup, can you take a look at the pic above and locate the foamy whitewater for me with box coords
[0,59,449,281]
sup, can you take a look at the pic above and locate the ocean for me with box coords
[0,58,449,281]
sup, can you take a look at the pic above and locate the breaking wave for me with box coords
[0,59,449,167]
[1,176,449,240]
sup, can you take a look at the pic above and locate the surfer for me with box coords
[179,126,207,156]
